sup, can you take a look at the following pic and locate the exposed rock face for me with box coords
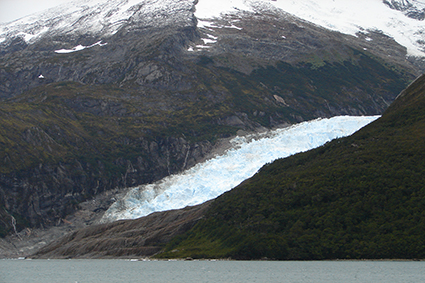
[0,25,200,99]
[384,0,425,20]
[33,201,211,258]
[0,0,423,244]
[21,73,425,260]
[1,1,423,99]
[1,135,212,230]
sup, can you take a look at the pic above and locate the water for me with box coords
[103,116,379,222]
[1,259,424,283]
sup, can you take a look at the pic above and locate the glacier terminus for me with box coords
[102,115,379,222]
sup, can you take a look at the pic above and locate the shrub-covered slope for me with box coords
[159,74,425,260]
[0,47,411,238]
[0,2,420,239]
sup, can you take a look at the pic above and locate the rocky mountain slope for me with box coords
[1,0,424,243]
[159,73,425,260]
[33,73,425,259]
[34,200,212,259]
[384,0,425,20]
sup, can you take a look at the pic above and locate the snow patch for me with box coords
[195,44,211,49]
[202,37,217,45]
[197,19,216,29]
[195,0,254,19]
[17,32,36,42]
[102,115,379,222]
[197,18,242,32]
[228,24,243,30]
[55,40,107,54]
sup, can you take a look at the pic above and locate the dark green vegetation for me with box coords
[159,74,425,260]
[0,7,422,241]
[0,53,406,236]
[0,48,412,237]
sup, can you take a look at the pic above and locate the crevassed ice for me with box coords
[102,115,379,222]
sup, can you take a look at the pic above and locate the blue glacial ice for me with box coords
[102,115,379,222]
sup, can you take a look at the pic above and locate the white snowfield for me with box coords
[194,0,425,56]
[1,0,425,56]
[102,115,379,222]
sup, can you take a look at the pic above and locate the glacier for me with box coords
[102,115,379,222]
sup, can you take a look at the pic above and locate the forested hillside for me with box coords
[159,74,425,260]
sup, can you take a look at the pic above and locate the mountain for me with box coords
[33,72,425,260]
[384,0,425,20]
[158,73,425,260]
[1,0,424,244]
[101,116,378,223]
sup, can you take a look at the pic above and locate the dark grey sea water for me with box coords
[1,259,424,283]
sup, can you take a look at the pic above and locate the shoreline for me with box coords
[2,257,424,261]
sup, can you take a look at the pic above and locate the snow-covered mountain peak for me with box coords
[194,0,425,56]
[1,0,425,56]
[0,0,195,45]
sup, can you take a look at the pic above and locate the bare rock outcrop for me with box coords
[34,201,211,258]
